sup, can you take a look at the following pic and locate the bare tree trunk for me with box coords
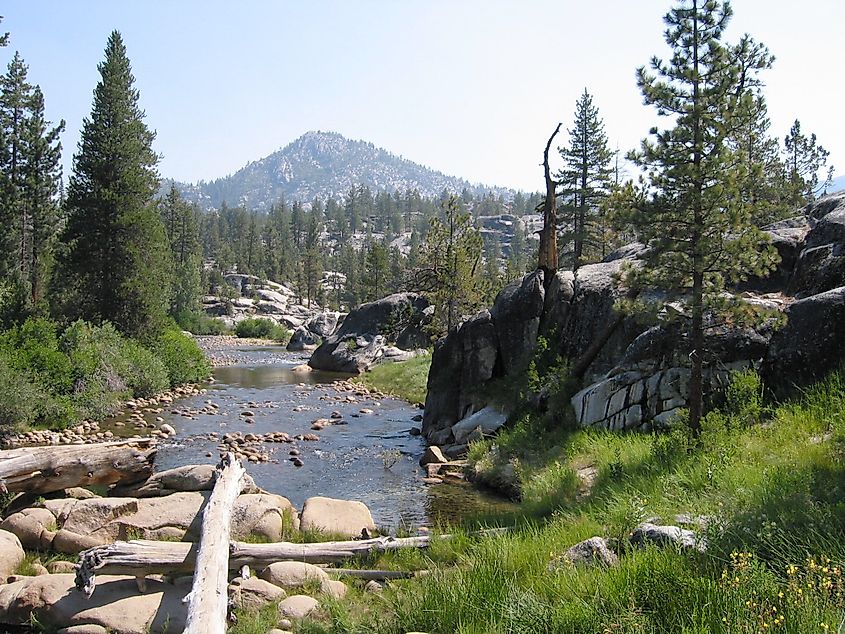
[0,439,156,496]
[537,123,562,273]
[76,528,511,590]
[183,452,245,634]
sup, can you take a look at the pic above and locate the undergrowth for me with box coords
[354,353,432,405]
[263,366,845,634]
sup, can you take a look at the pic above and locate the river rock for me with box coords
[113,464,259,497]
[228,576,286,610]
[1,508,57,550]
[451,405,507,444]
[549,537,618,569]
[260,561,328,589]
[419,446,448,467]
[278,594,319,619]
[57,625,109,634]
[631,521,705,552]
[43,492,294,548]
[321,578,348,599]
[0,574,187,633]
[0,530,24,579]
[299,496,376,538]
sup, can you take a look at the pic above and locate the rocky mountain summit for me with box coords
[170,131,512,210]
[422,191,845,456]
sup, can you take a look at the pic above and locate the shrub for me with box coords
[123,340,169,397]
[0,317,74,394]
[723,368,763,426]
[234,318,290,343]
[152,329,211,386]
[173,309,230,335]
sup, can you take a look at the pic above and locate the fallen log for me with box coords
[183,452,245,634]
[76,527,511,588]
[0,438,156,496]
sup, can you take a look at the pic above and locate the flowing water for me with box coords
[109,343,514,530]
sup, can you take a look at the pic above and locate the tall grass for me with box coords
[287,367,845,633]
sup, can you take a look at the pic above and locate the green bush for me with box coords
[0,317,74,393]
[174,309,230,335]
[152,329,211,386]
[123,339,169,397]
[234,318,290,343]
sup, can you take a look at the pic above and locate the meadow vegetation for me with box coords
[354,353,432,405]
[232,362,845,633]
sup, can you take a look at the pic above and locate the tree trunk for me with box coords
[76,528,510,590]
[688,271,705,436]
[537,123,562,273]
[0,439,156,496]
[183,452,245,634]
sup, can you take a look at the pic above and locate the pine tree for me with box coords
[617,0,779,434]
[558,89,614,270]
[159,184,202,320]
[363,239,390,301]
[782,119,833,209]
[55,31,170,340]
[0,53,64,312]
[412,195,484,335]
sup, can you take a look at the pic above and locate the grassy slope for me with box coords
[229,367,845,633]
[354,353,432,406]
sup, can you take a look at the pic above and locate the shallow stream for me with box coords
[107,344,513,530]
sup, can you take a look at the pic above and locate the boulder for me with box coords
[306,312,344,338]
[631,521,705,552]
[113,464,259,498]
[419,446,448,467]
[451,406,508,445]
[286,326,321,352]
[0,530,24,579]
[228,576,286,610]
[0,574,187,633]
[1,508,57,550]
[309,293,430,374]
[549,536,619,569]
[260,561,328,589]
[762,286,845,398]
[299,496,375,538]
[48,492,293,547]
[321,579,348,599]
[278,594,319,619]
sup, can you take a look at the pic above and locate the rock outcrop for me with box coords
[308,293,430,374]
[422,191,845,443]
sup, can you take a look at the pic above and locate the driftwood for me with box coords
[183,452,245,634]
[77,527,512,591]
[0,438,156,496]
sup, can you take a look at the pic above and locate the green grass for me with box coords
[354,353,431,405]
[274,367,845,633]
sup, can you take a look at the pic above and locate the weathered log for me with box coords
[183,452,245,634]
[0,438,156,496]
[76,528,511,587]
[537,123,562,273]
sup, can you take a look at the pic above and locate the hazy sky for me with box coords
[3,1,842,192]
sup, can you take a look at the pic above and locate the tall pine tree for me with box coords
[55,31,170,340]
[617,0,778,434]
[558,89,614,270]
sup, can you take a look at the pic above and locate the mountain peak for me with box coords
[169,131,511,210]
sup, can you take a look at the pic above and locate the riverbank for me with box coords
[234,368,845,633]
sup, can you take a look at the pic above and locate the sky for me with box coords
[2,0,842,193]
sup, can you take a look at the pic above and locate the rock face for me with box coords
[201,274,345,342]
[762,286,845,398]
[422,191,845,442]
[308,293,430,374]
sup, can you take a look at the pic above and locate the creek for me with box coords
[107,342,513,530]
